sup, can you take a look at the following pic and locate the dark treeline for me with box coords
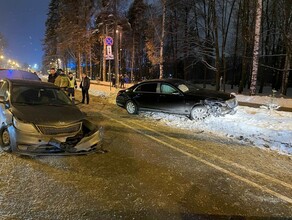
[43,0,292,95]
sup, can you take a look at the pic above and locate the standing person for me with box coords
[48,67,58,83]
[80,72,90,104]
[111,73,116,88]
[120,74,125,88]
[54,69,70,91]
[67,72,77,103]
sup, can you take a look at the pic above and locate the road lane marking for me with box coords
[103,114,292,205]
[130,120,292,191]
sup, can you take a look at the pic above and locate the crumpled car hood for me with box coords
[10,104,85,125]
[186,88,234,101]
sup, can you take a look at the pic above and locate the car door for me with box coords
[157,83,186,114]
[132,82,159,110]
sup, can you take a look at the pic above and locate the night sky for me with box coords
[0,0,50,69]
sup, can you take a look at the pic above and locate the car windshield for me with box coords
[11,85,72,106]
[174,81,202,93]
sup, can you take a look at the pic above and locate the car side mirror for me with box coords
[172,92,182,96]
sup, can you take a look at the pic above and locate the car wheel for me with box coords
[126,100,138,114]
[0,128,12,152]
[190,105,209,121]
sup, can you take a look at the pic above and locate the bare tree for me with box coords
[250,0,263,95]
[280,0,292,95]
[159,0,166,79]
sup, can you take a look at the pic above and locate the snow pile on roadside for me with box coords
[88,89,109,98]
[140,107,292,155]
[236,94,292,108]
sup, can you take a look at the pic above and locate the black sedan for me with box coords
[0,79,103,155]
[116,79,237,120]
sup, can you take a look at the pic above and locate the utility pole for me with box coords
[102,25,108,81]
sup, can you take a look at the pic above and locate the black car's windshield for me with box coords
[11,86,72,106]
[174,81,201,93]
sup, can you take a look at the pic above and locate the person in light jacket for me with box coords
[67,72,77,103]
[54,69,70,90]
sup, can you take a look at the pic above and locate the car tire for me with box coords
[126,100,138,114]
[0,128,12,152]
[190,105,209,121]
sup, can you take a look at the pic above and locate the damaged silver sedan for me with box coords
[0,79,103,156]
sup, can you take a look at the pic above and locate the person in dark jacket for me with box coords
[48,67,58,83]
[80,72,90,104]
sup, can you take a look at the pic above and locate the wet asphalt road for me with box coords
[0,93,291,219]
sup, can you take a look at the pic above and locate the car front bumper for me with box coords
[7,120,104,156]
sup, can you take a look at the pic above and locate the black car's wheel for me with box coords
[0,128,12,152]
[190,105,209,121]
[125,100,138,114]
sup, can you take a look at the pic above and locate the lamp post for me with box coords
[115,28,120,86]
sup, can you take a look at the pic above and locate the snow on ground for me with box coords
[139,106,292,155]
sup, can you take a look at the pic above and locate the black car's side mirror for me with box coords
[172,92,182,96]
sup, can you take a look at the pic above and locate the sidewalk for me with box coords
[82,80,130,99]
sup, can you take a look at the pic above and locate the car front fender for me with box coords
[74,126,103,151]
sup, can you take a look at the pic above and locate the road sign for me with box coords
[107,45,112,56]
[105,54,114,60]
[105,36,113,46]
[105,45,114,60]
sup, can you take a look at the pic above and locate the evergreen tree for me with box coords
[128,0,148,80]
[43,0,60,70]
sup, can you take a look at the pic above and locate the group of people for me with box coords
[48,67,90,104]
[111,73,127,88]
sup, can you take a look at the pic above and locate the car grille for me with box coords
[226,98,238,108]
[36,122,82,135]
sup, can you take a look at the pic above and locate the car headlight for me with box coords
[13,117,38,133]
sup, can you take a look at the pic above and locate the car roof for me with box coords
[0,69,41,81]
[4,79,58,88]
[139,78,186,84]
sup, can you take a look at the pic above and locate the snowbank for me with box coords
[140,106,292,155]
